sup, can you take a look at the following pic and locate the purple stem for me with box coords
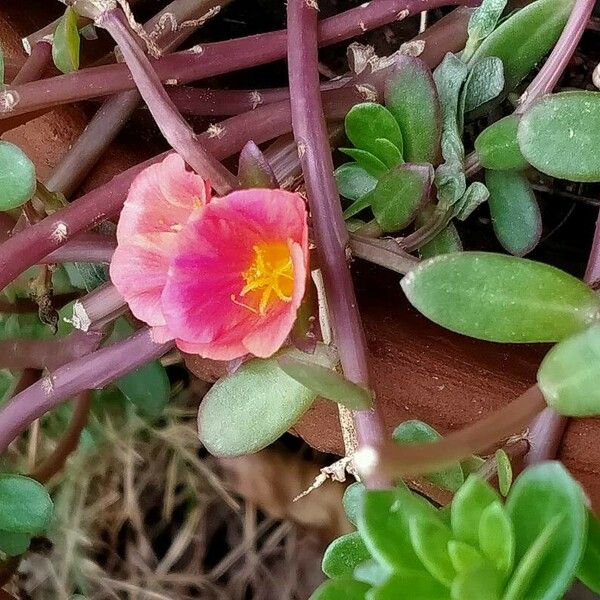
[585,214,600,286]
[0,0,476,120]
[11,40,52,86]
[71,282,127,331]
[516,0,596,114]
[287,0,385,463]
[0,329,172,453]
[99,8,237,195]
[41,233,116,264]
[0,84,380,292]
[0,329,103,371]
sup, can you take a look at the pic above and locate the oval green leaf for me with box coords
[451,562,503,600]
[343,482,365,527]
[0,474,53,534]
[353,560,390,587]
[537,323,600,417]
[53,6,81,74]
[409,516,455,586]
[577,511,600,594]
[309,577,370,600]
[276,355,372,411]
[198,353,320,456]
[475,115,529,171]
[447,540,485,574]
[486,169,541,257]
[339,148,388,178]
[401,252,600,343]
[495,448,513,496]
[369,163,433,232]
[371,572,451,600]
[470,0,575,92]
[322,532,371,578]
[385,56,442,164]
[0,531,31,556]
[0,141,36,211]
[505,461,587,600]
[479,500,515,576]
[393,420,464,492]
[462,57,505,114]
[518,91,600,182]
[335,163,377,202]
[344,102,403,163]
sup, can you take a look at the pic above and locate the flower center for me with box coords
[234,242,294,315]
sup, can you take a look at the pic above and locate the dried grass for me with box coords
[5,390,332,600]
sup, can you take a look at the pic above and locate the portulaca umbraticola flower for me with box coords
[110,153,309,360]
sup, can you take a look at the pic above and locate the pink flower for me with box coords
[110,153,309,361]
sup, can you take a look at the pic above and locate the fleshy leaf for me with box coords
[505,462,587,600]
[198,349,328,456]
[0,531,31,556]
[370,572,451,600]
[470,0,575,92]
[393,420,464,492]
[344,103,403,163]
[495,448,513,496]
[372,138,403,168]
[358,488,438,571]
[0,474,53,534]
[0,141,37,211]
[343,482,365,527]
[339,148,388,178]
[577,511,600,594]
[401,252,600,343]
[451,475,500,546]
[384,56,442,164]
[409,516,455,586]
[479,500,515,577]
[237,141,278,189]
[110,319,170,420]
[335,163,378,202]
[53,6,81,74]
[464,0,508,56]
[475,115,528,171]
[309,577,370,600]
[369,163,433,232]
[322,532,371,578]
[486,169,541,256]
[451,563,503,600]
[276,354,372,411]
[461,57,505,114]
[537,323,600,417]
[353,560,390,587]
[518,91,600,182]
[343,195,372,220]
[452,182,489,221]
[447,540,485,573]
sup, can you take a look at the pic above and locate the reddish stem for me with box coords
[0,0,476,120]
[11,40,52,86]
[287,0,385,468]
[0,329,171,453]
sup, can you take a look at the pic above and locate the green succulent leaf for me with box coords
[451,562,503,600]
[401,252,600,343]
[343,195,372,220]
[353,560,390,587]
[343,482,365,527]
[393,420,464,492]
[335,163,378,203]
[505,462,587,600]
[276,354,372,411]
[370,571,451,600]
[0,474,53,535]
[452,182,489,221]
[358,487,438,572]
[53,6,81,74]
[322,532,371,578]
[198,349,329,456]
[464,0,508,59]
[486,169,541,257]
[372,138,403,168]
[495,448,513,496]
[0,531,31,556]
[451,475,499,546]
[384,56,442,164]
[0,141,37,211]
[309,577,370,600]
[461,57,505,115]
[518,91,600,183]
[537,323,600,417]
[409,516,456,586]
[344,103,404,163]
[479,500,515,577]
[109,319,170,420]
[447,540,485,573]
[470,0,575,92]
[339,148,388,178]
[475,115,529,171]
[368,163,433,232]
[577,512,600,594]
